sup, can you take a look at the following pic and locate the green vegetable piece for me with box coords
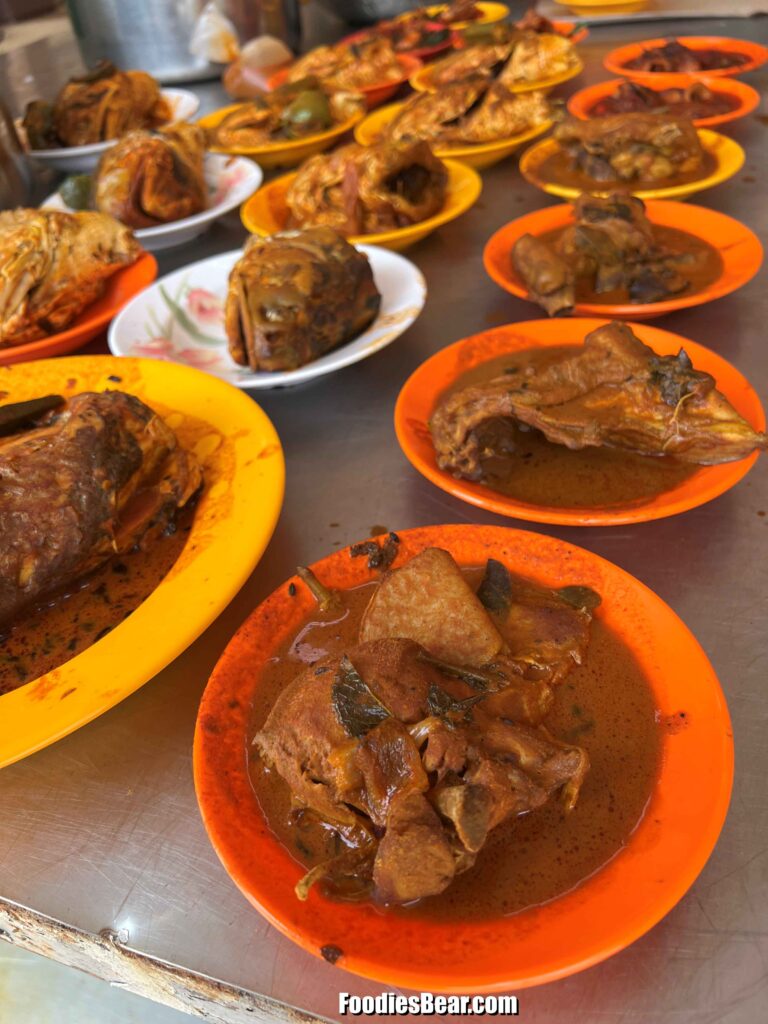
[59,174,93,211]
[331,655,391,739]
[477,558,512,614]
[281,90,332,135]
[557,586,602,611]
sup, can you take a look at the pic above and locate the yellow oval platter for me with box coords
[0,355,285,768]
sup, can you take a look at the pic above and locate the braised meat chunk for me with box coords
[513,193,701,314]
[0,391,201,628]
[22,61,170,149]
[590,80,737,121]
[94,123,207,228]
[254,635,588,905]
[286,141,448,235]
[225,227,381,372]
[430,322,767,478]
[0,209,140,348]
[624,40,749,74]
[554,113,704,183]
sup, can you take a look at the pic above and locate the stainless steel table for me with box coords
[1,15,767,1024]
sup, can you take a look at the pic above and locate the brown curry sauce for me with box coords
[538,147,717,194]
[248,572,662,920]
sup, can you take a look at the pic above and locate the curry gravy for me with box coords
[0,503,194,695]
[535,224,723,305]
[440,348,699,508]
[538,147,717,193]
[248,573,662,920]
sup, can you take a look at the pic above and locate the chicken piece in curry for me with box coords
[551,113,705,187]
[512,193,722,315]
[253,547,599,905]
[430,321,767,481]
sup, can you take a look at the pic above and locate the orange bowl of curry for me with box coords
[483,201,763,320]
[394,319,765,527]
[193,523,733,991]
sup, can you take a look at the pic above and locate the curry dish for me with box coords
[0,209,141,348]
[512,194,722,315]
[429,29,578,88]
[287,37,405,92]
[548,114,710,191]
[381,79,551,146]
[429,322,766,505]
[22,61,171,149]
[249,543,661,913]
[623,40,750,74]
[209,78,365,149]
[0,391,202,691]
[588,80,740,122]
[286,141,448,235]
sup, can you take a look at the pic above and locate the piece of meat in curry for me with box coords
[253,548,596,905]
[512,193,704,315]
[553,113,704,184]
[0,390,201,630]
[430,321,767,480]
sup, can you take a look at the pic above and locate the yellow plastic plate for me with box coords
[198,103,364,169]
[354,101,552,170]
[0,355,284,769]
[423,2,509,27]
[240,158,482,252]
[410,56,584,95]
[519,128,744,202]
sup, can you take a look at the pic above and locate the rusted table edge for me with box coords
[0,900,332,1024]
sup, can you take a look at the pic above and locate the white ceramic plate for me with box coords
[108,245,426,388]
[20,88,201,173]
[43,153,263,252]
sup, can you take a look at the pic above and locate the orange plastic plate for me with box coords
[483,200,763,319]
[394,319,765,526]
[604,36,768,80]
[194,524,733,992]
[567,75,760,129]
[0,252,157,367]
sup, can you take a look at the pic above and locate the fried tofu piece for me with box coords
[359,547,504,666]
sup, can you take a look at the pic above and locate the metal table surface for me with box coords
[1,14,767,1024]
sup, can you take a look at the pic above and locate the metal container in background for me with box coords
[0,98,30,210]
[65,0,302,83]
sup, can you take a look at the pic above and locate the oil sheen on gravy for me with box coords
[439,346,699,508]
[248,572,662,921]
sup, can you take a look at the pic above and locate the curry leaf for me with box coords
[477,558,512,614]
[331,655,391,739]
[426,683,485,719]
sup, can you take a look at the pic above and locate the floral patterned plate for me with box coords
[107,245,426,388]
[42,154,263,252]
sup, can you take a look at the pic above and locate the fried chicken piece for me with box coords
[95,123,207,228]
[554,113,703,183]
[458,84,550,142]
[0,391,201,627]
[287,37,403,91]
[286,141,448,235]
[431,322,767,476]
[431,42,513,86]
[499,32,577,84]
[0,209,140,347]
[384,78,488,145]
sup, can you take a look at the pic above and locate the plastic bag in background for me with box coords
[223,35,295,98]
[190,1,241,64]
